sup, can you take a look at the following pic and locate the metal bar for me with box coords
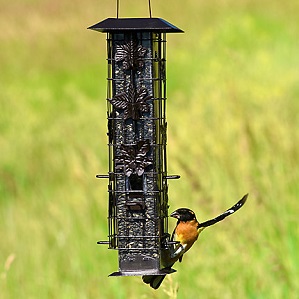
[95,174,109,179]
[116,0,119,18]
[164,175,181,180]
[97,241,110,244]
[148,0,152,18]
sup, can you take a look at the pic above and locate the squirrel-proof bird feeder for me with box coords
[89,17,183,276]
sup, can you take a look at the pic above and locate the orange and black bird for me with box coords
[142,194,248,289]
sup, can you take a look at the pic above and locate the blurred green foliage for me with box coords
[1,0,299,298]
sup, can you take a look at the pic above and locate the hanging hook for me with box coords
[116,0,152,18]
[116,0,119,18]
[148,0,152,18]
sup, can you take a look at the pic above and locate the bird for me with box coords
[142,193,248,289]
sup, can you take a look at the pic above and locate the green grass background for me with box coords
[1,0,299,298]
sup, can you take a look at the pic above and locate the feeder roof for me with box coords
[88,18,183,33]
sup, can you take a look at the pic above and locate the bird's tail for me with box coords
[142,274,166,289]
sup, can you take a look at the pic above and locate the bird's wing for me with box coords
[197,194,248,229]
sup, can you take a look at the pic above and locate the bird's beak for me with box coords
[170,211,180,219]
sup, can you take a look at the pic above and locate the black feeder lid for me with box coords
[88,17,184,33]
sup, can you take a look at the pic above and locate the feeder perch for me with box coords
[89,16,183,276]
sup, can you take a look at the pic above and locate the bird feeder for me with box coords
[89,16,183,276]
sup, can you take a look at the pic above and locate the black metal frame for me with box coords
[90,18,182,276]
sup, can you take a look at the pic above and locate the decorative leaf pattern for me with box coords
[115,40,147,70]
[112,39,154,181]
[115,140,152,177]
[109,83,152,120]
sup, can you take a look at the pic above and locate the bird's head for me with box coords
[170,208,197,222]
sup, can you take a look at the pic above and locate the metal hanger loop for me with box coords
[116,0,152,18]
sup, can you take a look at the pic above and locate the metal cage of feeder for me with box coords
[89,16,183,277]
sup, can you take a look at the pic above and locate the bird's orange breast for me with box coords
[175,219,199,252]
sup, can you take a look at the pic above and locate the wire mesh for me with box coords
[105,32,169,274]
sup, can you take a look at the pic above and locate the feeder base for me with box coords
[109,268,176,277]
